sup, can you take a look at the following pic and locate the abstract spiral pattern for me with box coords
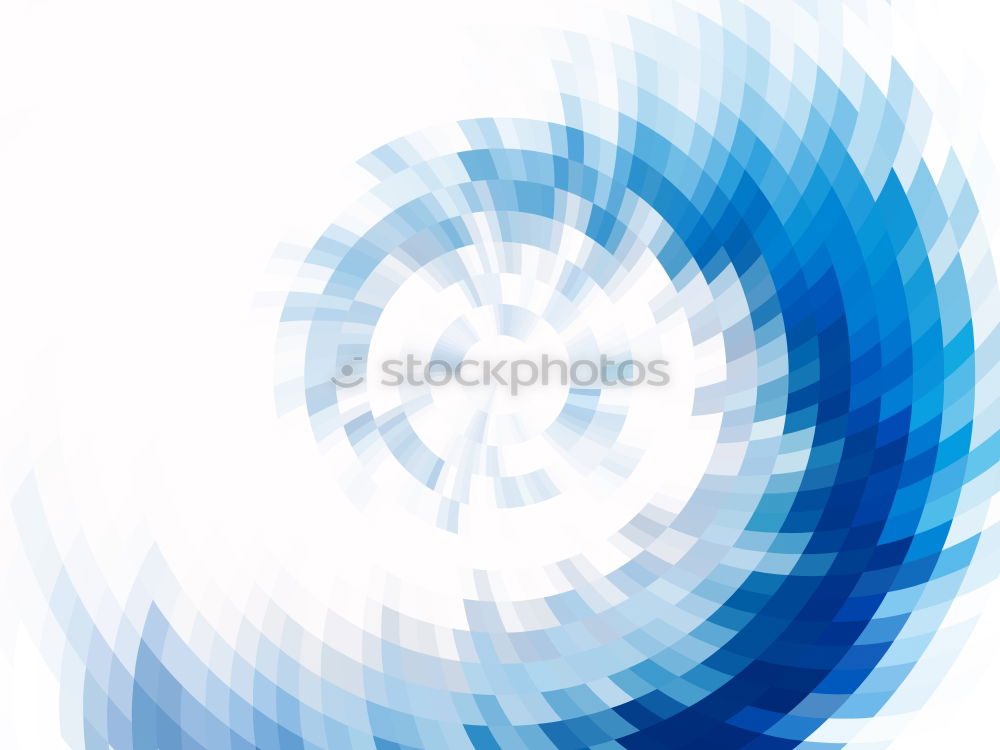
[9,2,1000,749]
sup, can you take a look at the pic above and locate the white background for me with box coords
[1,0,998,747]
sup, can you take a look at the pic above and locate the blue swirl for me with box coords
[10,4,1000,750]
